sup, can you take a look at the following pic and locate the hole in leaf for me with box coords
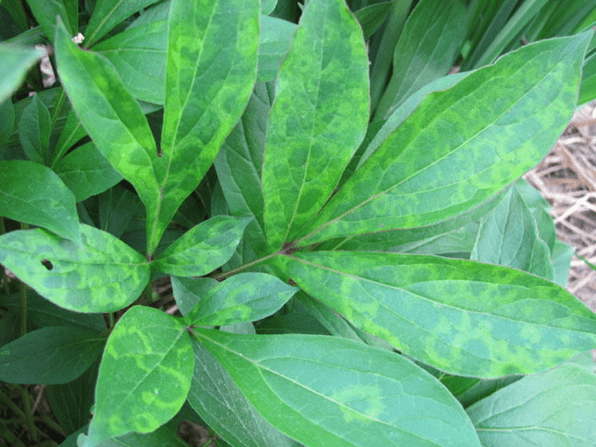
[41,259,53,271]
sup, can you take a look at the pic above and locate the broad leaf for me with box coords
[18,93,51,164]
[293,32,591,247]
[186,273,298,327]
[187,339,301,447]
[0,224,150,313]
[273,251,596,377]
[94,19,167,105]
[53,142,123,202]
[262,0,370,250]
[154,216,250,277]
[258,16,296,83]
[81,306,194,446]
[0,160,80,242]
[0,326,105,384]
[471,183,554,280]
[0,43,45,103]
[26,0,73,39]
[155,0,259,254]
[195,329,481,447]
[467,363,596,446]
[84,0,163,46]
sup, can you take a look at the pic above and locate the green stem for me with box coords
[19,386,38,442]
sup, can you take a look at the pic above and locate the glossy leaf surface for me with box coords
[467,363,596,446]
[154,216,250,277]
[0,160,80,241]
[155,0,259,254]
[262,0,370,249]
[273,251,596,377]
[187,273,298,327]
[195,329,481,447]
[0,225,150,313]
[82,306,194,446]
[294,32,591,247]
[0,43,45,103]
[0,326,105,384]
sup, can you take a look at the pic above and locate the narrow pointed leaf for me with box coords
[0,99,15,147]
[0,160,80,242]
[273,251,596,377]
[258,16,296,83]
[18,93,51,164]
[187,339,301,447]
[82,306,194,446]
[195,329,481,447]
[26,0,73,39]
[262,0,369,249]
[154,216,250,277]
[294,32,591,247]
[54,21,161,230]
[0,43,45,103]
[0,225,150,313]
[467,363,596,446]
[187,273,298,327]
[0,326,105,384]
[84,0,163,47]
[154,0,259,254]
[354,2,392,39]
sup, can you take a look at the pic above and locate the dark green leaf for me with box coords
[0,99,15,147]
[467,363,596,446]
[154,0,259,254]
[80,306,194,446]
[187,338,301,447]
[258,16,295,83]
[0,225,150,313]
[0,43,45,103]
[354,2,392,39]
[262,0,370,250]
[94,424,190,446]
[0,326,105,384]
[187,273,297,327]
[294,32,591,247]
[18,93,51,164]
[26,0,73,39]
[273,251,596,377]
[0,160,80,242]
[154,216,250,277]
[171,276,219,317]
[195,329,481,447]
[53,142,123,202]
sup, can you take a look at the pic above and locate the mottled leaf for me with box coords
[262,0,369,250]
[0,224,150,313]
[467,363,596,446]
[0,43,45,103]
[187,339,301,447]
[80,306,194,446]
[154,0,259,254]
[273,251,596,377]
[154,216,250,277]
[0,160,80,242]
[0,326,105,384]
[195,329,481,447]
[187,273,297,327]
[258,16,295,83]
[18,93,51,164]
[53,142,123,202]
[293,32,591,247]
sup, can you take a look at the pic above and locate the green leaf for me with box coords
[154,216,250,277]
[155,0,259,254]
[18,93,51,164]
[262,0,370,250]
[354,2,392,39]
[0,99,15,147]
[0,43,45,103]
[375,0,466,120]
[0,224,150,313]
[84,0,163,47]
[258,16,295,83]
[215,83,273,257]
[54,21,161,236]
[293,32,591,247]
[0,326,105,384]
[195,329,481,447]
[94,19,167,105]
[26,0,73,39]
[262,0,278,15]
[93,425,190,446]
[272,251,596,377]
[81,306,194,446]
[471,184,554,280]
[187,273,297,327]
[0,160,80,242]
[171,276,218,317]
[467,363,596,446]
[187,338,301,447]
[53,142,123,202]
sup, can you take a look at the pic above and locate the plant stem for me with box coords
[19,386,38,442]
[214,251,281,281]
